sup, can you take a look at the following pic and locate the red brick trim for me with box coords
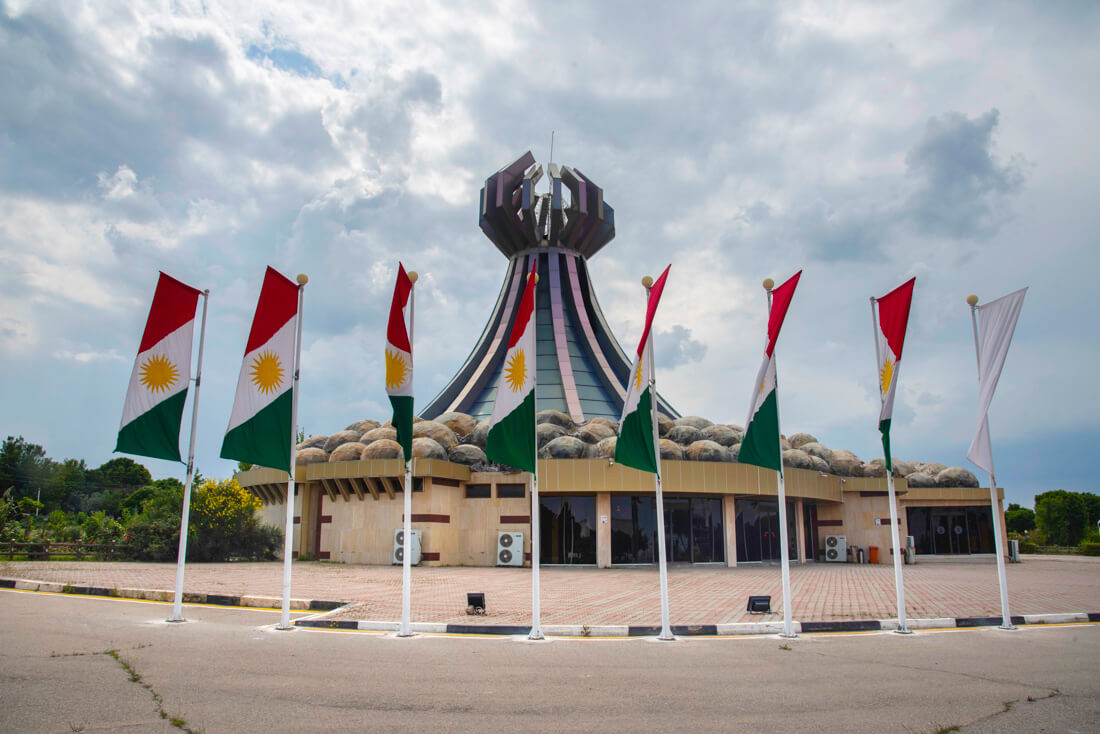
[860,491,888,497]
[422,552,441,561]
[817,519,843,527]
[317,551,331,560]
[292,551,299,559]
[320,515,333,523]
[500,515,531,524]
[293,516,301,524]
[879,518,900,525]
[525,552,531,561]
[402,513,450,523]
[432,478,461,487]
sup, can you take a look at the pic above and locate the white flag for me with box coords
[967,287,1027,475]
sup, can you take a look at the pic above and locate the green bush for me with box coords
[1080,542,1100,557]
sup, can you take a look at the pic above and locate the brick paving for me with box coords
[2,556,1098,627]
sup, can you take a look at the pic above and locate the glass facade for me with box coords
[735,499,798,562]
[610,495,724,564]
[539,495,597,564]
[906,506,994,555]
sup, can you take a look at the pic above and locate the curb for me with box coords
[3,578,1096,636]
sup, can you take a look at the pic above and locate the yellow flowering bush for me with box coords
[188,478,281,561]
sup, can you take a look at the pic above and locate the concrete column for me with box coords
[596,492,611,568]
[723,495,738,567]
[795,498,806,564]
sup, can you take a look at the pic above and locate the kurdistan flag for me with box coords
[739,271,801,473]
[386,264,414,462]
[874,277,916,471]
[486,261,539,473]
[116,272,202,462]
[220,267,300,472]
[615,265,671,474]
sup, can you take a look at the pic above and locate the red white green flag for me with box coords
[116,272,202,462]
[220,267,300,471]
[386,264,414,462]
[615,265,671,474]
[486,261,538,473]
[739,271,801,473]
[874,277,915,471]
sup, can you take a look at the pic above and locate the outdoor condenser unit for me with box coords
[825,535,847,562]
[497,531,524,566]
[392,529,422,565]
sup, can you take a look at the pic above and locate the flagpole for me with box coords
[277,274,308,631]
[765,279,796,639]
[529,269,543,641]
[870,297,909,634]
[168,289,209,623]
[968,294,1014,631]
[398,272,418,637]
[643,275,673,641]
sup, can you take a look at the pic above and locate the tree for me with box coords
[1006,505,1036,534]
[186,478,280,562]
[0,436,56,502]
[1035,490,1088,546]
[89,458,152,493]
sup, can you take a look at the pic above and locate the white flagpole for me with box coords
[968,294,1014,630]
[277,274,308,631]
[168,289,209,623]
[399,272,418,637]
[644,275,673,641]
[870,297,909,634]
[529,269,543,641]
[766,279,796,639]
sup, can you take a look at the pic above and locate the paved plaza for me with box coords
[3,555,1098,627]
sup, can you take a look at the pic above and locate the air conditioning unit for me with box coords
[392,528,422,565]
[1008,538,1020,563]
[497,531,524,566]
[824,535,847,563]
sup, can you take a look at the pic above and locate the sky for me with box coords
[1,0,1097,509]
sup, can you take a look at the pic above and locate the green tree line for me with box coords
[1007,489,1100,549]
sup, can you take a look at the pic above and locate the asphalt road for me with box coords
[2,589,1098,733]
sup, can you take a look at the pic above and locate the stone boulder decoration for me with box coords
[727,444,740,462]
[861,461,887,478]
[361,439,403,460]
[674,415,713,430]
[324,430,362,454]
[667,425,702,446]
[904,471,937,488]
[780,437,792,451]
[685,440,727,462]
[799,442,834,464]
[586,417,619,432]
[829,449,863,477]
[657,414,674,436]
[448,444,487,466]
[576,421,616,444]
[536,409,576,432]
[782,449,815,470]
[329,442,367,462]
[919,462,947,476]
[361,426,397,444]
[537,422,568,448]
[468,420,491,448]
[345,419,379,435]
[435,411,478,438]
[298,435,328,451]
[658,439,683,461]
[295,447,329,466]
[892,459,917,478]
[412,437,447,460]
[936,466,979,488]
[700,425,740,447]
[412,420,458,450]
[788,432,818,449]
[539,436,589,459]
[594,436,617,459]
[809,455,830,473]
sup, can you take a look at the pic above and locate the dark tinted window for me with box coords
[465,484,491,499]
[497,483,526,498]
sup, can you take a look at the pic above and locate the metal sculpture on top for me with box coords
[421,151,679,423]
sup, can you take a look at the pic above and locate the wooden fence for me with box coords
[4,540,122,561]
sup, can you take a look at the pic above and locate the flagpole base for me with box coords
[778,633,798,639]
[396,632,416,638]
[528,629,544,641]
[274,624,295,631]
[998,625,1018,631]
[165,617,186,624]
[892,628,913,635]
[657,631,675,641]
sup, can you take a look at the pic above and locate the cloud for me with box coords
[654,325,706,369]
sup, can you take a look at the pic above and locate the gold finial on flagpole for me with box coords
[966,294,978,305]
[762,277,774,291]
[528,272,539,283]
[641,275,653,288]
[408,271,419,284]
[296,273,309,285]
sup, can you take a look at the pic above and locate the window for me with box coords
[465,484,491,499]
[497,483,526,498]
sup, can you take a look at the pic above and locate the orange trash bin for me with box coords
[869,546,879,564]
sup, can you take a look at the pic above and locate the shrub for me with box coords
[186,478,281,562]
[1080,542,1100,557]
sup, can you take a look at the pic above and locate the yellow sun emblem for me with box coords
[139,354,179,393]
[633,361,644,391]
[249,350,284,395]
[504,349,527,393]
[879,357,895,397]
[385,348,409,390]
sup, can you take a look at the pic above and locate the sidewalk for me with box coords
[2,556,1098,628]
